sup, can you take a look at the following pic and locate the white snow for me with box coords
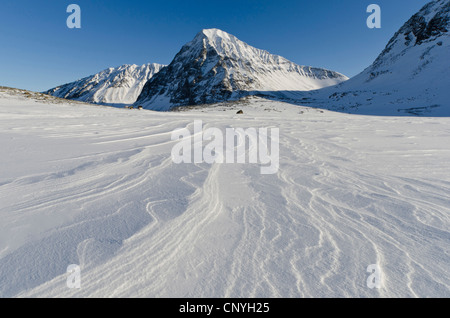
[0,88,449,298]
[196,28,349,91]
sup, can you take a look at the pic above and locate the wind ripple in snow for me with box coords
[0,95,449,297]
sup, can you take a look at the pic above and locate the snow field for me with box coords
[0,93,449,297]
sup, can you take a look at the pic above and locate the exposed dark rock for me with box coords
[373,0,449,70]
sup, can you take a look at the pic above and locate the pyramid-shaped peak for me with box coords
[189,28,270,59]
[135,28,348,110]
[191,28,242,47]
[200,28,235,39]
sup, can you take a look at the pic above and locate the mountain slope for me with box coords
[305,0,450,116]
[45,63,165,105]
[135,29,348,110]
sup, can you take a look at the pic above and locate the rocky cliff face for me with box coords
[135,29,348,110]
[369,0,449,75]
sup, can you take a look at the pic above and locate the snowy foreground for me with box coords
[0,90,449,298]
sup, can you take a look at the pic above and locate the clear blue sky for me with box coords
[0,0,428,92]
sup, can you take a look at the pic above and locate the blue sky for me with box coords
[0,0,428,92]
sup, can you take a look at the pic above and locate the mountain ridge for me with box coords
[45,63,165,105]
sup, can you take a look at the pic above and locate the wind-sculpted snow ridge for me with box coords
[296,0,450,116]
[45,63,165,106]
[1,91,449,298]
[135,29,348,110]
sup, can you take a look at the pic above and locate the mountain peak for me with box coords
[188,28,249,58]
[198,28,244,48]
[199,28,233,40]
[135,29,348,110]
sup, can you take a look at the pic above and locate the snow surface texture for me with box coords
[0,87,449,298]
[135,29,348,110]
[276,0,450,116]
[45,63,165,106]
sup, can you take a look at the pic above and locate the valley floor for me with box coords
[0,92,449,297]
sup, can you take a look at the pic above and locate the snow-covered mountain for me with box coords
[45,63,165,105]
[305,0,450,116]
[135,29,348,110]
